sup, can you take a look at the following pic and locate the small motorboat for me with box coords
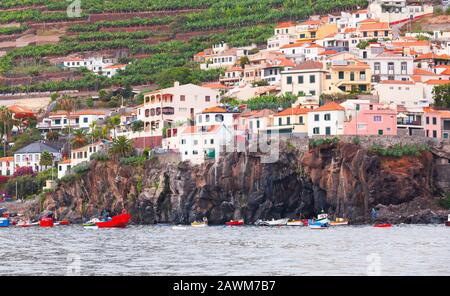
[255,218,289,226]
[83,218,101,227]
[445,214,450,227]
[225,219,244,226]
[373,223,392,228]
[17,220,38,228]
[287,219,308,226]
[96,213,131,228]
[309,223,329,230]
[191,217,208,228]
[330,217,349,226]
[39,217,54,227]
[57,219,70,226]
[0,217,10,228]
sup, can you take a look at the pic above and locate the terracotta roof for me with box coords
[104,64,127,70]
[202,106,228,113]
[413,68,437,76]
[423,107,450,117]
[249,109,275,118]
[8,105,35,116]
[379,80,415,85]
[298,20,322,26]
[423,79,450,85]
[280,42,307,49]
[0,157,14,162]
[275,106,310,116]
[344,28,356,33]
[275,57,296,67]
[195,51,206,56]
[357,18,377,24]
[64,57,83,62]
[415,53,450,61]
[226,66,244,72]
[290,60,323,71]
[392,40,430,47]
[305,43,324,49]
[318,49,338,56]
[410,75,423,82]
[59,158,71,164]
[201,83,231,89]
[358,22,390,31]
[312,102,345,112]
[276,22,296,29]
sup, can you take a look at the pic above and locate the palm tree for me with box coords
[0,106,14,157]
[109,136,133,158]
[71,129,88,149]
[110,115,121,138]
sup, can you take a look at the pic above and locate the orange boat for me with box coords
[96,213,131,228]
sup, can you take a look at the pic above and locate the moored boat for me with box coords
[39,217,54,227]
[225,219,244,226]
[96,213,131,228]
[330,218,349,226]
[17,220,38,227]
[0,217,10,228]
[58,219,70,226]
[287,219,308,226]
[373,223,392,228]
[309,223,329,230]
[191,217,208,228]
[445,214,450,227]
[255,218,289,226]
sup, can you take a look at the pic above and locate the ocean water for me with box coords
[0,225,448,276]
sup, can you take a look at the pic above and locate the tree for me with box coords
[46,130,59,141]
[131,120,144,132]
[71,129,88,148]
[39,151,54,180]
[239,56,250,68]
[109,136,133,158]
[432,83,450,108]
[0,106,14,157]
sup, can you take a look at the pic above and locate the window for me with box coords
[205,115,210,122]
[299,116,304,124]
[181,139,186,145]
[426,117,429,124]
[194,140,198,145]
[205,96,210,102]
[363,32,367,37]
[374,62,380,71]
[313,127,320,134]
[193,150,198,155]
[325,127,331,135]
[180,95,186,101]
[350,72,355,81]
[83,117,88,123]
[338,72,344,79]
[432,130,437,138]
[374,31,378,37]
[278,118,282,126]
[432,117,437,125]
[198,115,202,123]
[378,129,384,135]
[384,30,389,37]
[309,75,315,83]
[401,62,407,72]
[298,76,304,84]
[215,114,224,122]
[287,76,292,84]
[55,119,61,125]
[256,120,260,129]
[314,114,320,121]
[324,113,331,121]
[388,62,394,71]
[374,116,382,122]
[210,139,214,144]
[287,117,291,125]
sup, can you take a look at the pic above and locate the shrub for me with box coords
[59,174,77,184]
[13,166,35,177]
[369,143,429,157]
[352,136,361,145]
[5,175,40,199]
[72,162,91,175]
[309,137,340,148]
[120,156,146,166]
[90,152,110,162]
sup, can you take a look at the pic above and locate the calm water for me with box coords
[0,225,449,276]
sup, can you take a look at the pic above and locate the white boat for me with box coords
[172,225,187,230]
[255,218,289,226]
[286,219,305,226]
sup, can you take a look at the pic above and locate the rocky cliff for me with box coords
[32,140,450,224]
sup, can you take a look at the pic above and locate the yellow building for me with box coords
[264,106,310,136]
[329,59,372,93]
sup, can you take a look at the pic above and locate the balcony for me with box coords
[397,119,422,126]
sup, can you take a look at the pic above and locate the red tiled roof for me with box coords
[423,79,450,85]
[306,43,324,49]
[280,42,307,49]
[413,68,437,76]
[392,40,430,47]
[276,22,296,29]
[291,60,323,71]
[313,102,345,112]
[358,22,390,31]
[379,80,415,85]
[415,53,450,61]
[0,157,14,162]
[318,49,338,56]
[202,106,228,113]
[104,64,127,70]
[275,106,310,116]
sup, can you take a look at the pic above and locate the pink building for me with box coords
[343,101,397,136]
[423,107,450,140]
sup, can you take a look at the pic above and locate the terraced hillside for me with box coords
[0,0,368,95]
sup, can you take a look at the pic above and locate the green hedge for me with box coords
[370,143,429,158]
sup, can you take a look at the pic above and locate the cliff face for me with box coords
[34,142,449,224]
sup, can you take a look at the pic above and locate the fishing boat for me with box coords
[373,223,392,228]
[96,213,131,228]
[17,220,38,228]
[308,212,330,229]
[0,217,10,228]
[57,219,70,226]
[255,218,289,226]
[309,223,329,230]
[83,218,101,227]
[225,219,244,226]
[39,217,54,227]
[445,214,450,227]
[330,217,349,226]
[191,217,208,228]
[287,219,308,226]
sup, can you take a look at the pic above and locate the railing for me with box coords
[397,119,422,126]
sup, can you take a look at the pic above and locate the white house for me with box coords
[248,109,276,139]
[103,64,127,78]
[307,102,346,136]
[71,141,108,167]
[367,51,414,82]
[38,110,107,133]
[14,142,62,172]
[374,80,428,108]
[57,159,72,179]
[138,82,220,137]
[281,60,327,98]
[0,157,14,177]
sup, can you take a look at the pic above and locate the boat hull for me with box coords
[96,213,131,228]
[225,220,244,226]
[445,221,450,227]
[374,223,392,228]
[330,221,349,226]
[39,218,54,227]
[309,224,329,229]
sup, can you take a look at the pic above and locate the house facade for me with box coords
[14,142,62,172]
[307,102,346,136]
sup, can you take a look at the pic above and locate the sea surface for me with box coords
[0,225,449,276]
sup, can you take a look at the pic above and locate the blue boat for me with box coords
[0,217,10,227]
[308,213,330,229]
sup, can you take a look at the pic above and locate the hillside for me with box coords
[0,0,368,95]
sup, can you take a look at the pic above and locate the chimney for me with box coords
[174,81,180,87]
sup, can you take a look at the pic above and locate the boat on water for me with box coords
[287,219,308,226]
[96,213,131,228]
[330,217,349,226]
[255,218,289,226]
[191,217,208,228]
[373,223,392,228]
[445,214,450,227]
[39,217,54,227]
[17,220,39,227]
[0,217,10,228]
[172,225,188,230]
[308,212,330,229]
[225,219,244,226]
[83,218,102,227]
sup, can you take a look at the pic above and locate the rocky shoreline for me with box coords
[16,140,450,225]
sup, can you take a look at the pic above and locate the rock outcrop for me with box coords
[31,141,450,224]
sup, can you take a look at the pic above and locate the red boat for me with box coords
[225,219,244,226]
[446,222,450,227]
[373,223,392,228]
[96,213,131,228]
[39,217,54,227]
[58,220,70,226]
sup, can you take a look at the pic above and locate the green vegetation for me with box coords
[243,94,298,110]
[0,25,29,35]
[109,136,134,158]
[119,156,147,166]
[432,83,450,108]
[351,136,361,145]
[90,152,110,162]
[309,137,340,148]
[72,162,91,175]
[370,143,430,158]
[438,193,450,209]
[0,0,367,93]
